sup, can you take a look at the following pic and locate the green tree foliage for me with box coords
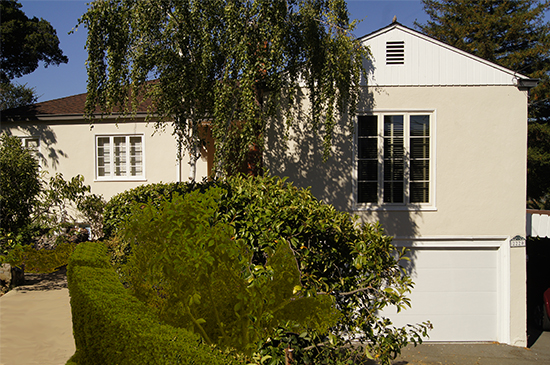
[0,82,37,110]
[415,0,550,208]
[79,0,368,176]
[121,188,340,358]
[0,0,68,83]
[0,134,41,243]
[0,133,104,252]
[37,173,106,239]
[107,175,431,364]
[528,122,550,208]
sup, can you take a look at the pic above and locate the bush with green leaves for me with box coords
[109,175,431,364]
[1,132,105,248]
[102,181,211,238]
[3,239,77,273]
[218,176,431,363]
[121,187,339,358]
[67,241,237,365]
[36,173,106,240]
[0,133,41,249]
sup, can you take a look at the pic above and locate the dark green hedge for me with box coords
[103,182,213,238]
[66,241,237,365]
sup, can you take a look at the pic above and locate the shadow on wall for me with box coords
[264,87,356,212]
[264,82,422,277]
[4,124,66,169]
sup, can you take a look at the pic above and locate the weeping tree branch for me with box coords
[79,0,369,177]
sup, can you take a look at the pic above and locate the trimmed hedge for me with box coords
[66,241,237,365]
[2,240,77,273]
[102,182,214,238]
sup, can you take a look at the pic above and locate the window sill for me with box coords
[94,178,147,182]
[353,204,437,212]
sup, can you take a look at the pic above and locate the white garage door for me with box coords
[380,245,501,342]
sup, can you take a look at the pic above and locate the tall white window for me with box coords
[96,135,144,180]
[356,113,432,206]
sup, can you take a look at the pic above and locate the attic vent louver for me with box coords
[386,41,405,65]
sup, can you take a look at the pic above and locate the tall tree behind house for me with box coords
[416,0,550,209]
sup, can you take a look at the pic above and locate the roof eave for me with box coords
[1,112,152,123]
[516,78,539,90]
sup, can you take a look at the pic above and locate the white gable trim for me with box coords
[360,23,532,87]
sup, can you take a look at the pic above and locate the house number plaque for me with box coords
[510,235,526,247]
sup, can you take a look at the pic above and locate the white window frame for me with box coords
[95,134,146,181]
[354,110,436,211]
[18,136,41,167]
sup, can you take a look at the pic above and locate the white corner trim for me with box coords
[498,237,511,345]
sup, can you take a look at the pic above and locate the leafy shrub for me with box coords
[103,181,199,238]
[67,241,237,365]
[103,234,131,273]
[76,193,105,239]
[2,239,77,273]
[0,133,105,251]
[107,175,431,364]
[218,176,431,363]
[37,173,105,239]
[120,188,339,357]
[0,133,41,247]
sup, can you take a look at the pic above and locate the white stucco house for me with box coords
[1,93,212,201]
[1,22,535,346]
[265,22,535,347]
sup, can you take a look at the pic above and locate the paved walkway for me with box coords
[1,268,549,365]
[0,268,75,365]
[392,332,550,364]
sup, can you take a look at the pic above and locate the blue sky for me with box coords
[15,0,430,102]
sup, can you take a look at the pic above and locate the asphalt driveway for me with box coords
[389,330,550,365]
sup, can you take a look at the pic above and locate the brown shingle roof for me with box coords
[1,92,152,121]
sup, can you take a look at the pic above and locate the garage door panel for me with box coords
[405,249,498,269]
[385,314,496,342]
[411,268,497,292]
[382,291,496,317]
[379,246,499,342]
[403,292,496,315]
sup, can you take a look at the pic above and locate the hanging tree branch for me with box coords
[79,0,369,177]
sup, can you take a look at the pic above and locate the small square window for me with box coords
[18,136,40,163]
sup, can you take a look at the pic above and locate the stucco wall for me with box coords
[266,85,528,239]
[1,118,209,201]
[265,84,528,346]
